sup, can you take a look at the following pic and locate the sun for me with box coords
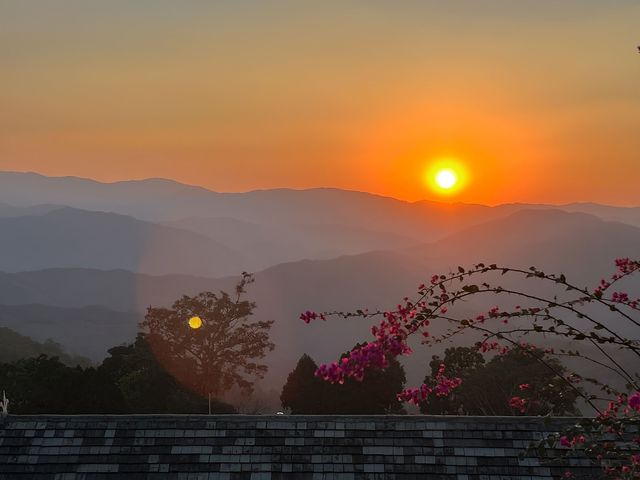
[435,168,458,190]
[424,158,468,196]
[188,316,203,329]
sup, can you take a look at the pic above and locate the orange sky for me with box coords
[1,1,639,205]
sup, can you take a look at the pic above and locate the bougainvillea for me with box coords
[303,258,640,478]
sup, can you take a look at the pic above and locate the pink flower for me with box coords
[611,291,629,303]
[397,384,432,405]
[518,383,531,391]
[615,257,639,274]
[628,392,640,411]
[299,311,325,323]
[397,363,461,405]
[559,436,572,448]
[509,396,527,413]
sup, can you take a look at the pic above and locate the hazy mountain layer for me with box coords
[2,209,638,390]
[0,304,138,362]
[0,207,247,277]
[0,326,90,366]
[6,171,637,240]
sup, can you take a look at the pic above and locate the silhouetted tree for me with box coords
[419,346,485,415]
[0,355,124,414]
[281,349,407,414]
[100,334,235,414]
[141,273,274,398]
[420,347,580,416]
[281,354,325,414]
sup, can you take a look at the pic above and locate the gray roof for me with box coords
[0,415,599,479]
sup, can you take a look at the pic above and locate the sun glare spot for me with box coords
[188,316,203,329]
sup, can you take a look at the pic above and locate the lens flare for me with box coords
[188,316,203,329]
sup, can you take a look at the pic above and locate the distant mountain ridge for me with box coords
[0,206,245,277]
[1,171,637,231]
[0,304,138,362]
[0,326,90,366]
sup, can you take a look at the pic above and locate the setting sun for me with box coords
[424,158,469,196]
[435,169,458,190]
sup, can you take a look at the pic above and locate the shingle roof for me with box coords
[0,415,600,479]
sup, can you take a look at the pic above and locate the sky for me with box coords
[1,0,639,205]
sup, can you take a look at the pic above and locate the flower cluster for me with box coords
[559,435,586,448]
[509,396,527,413]
[396,363,462,405]
[299,310,325,323]
[315,338,412,384]
[615,258,639,275]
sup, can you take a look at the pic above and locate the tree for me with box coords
[419,346,484,415]
[0,355,125,414]
[420,347,580,416]
[281,354,324,414]
[100,334,235,414]
[281,349,407,414]
[141,273,274,398]
[0,336,237,415]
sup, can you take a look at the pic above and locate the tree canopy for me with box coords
[281,349,406,414]
[419,346,581,416]
[141,273,274,398]
[0,334,237,415]
[0,355,124,414]
[100,334,235,414]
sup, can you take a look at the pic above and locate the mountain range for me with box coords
[0,171,638,401]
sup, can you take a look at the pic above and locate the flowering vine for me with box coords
[302,258,640,478]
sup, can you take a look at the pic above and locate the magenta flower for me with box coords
[629,391,640,412]
[509,396,527,413]
[299,310,325,323]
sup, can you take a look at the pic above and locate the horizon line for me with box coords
[0,169,638,210]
